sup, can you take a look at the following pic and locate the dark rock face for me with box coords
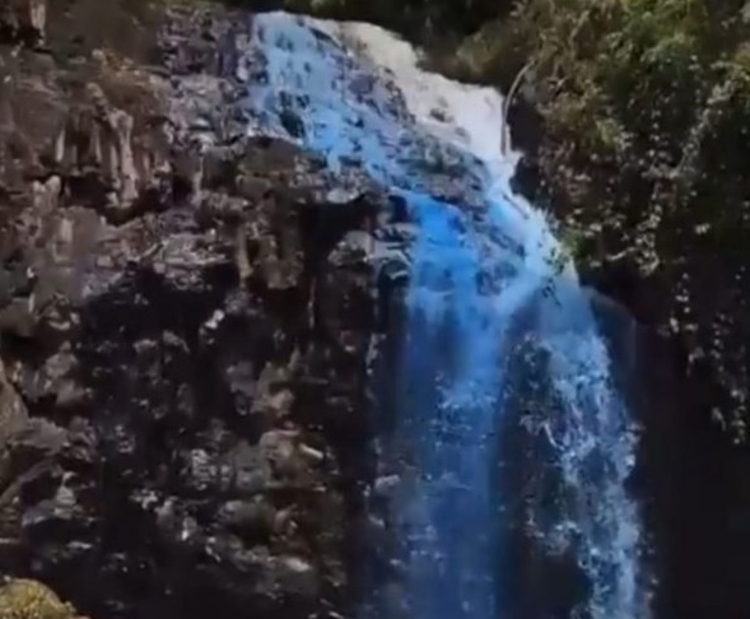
[632,328,750,619]
[0,3,386,618]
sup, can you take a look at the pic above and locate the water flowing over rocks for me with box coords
[0,2,652,618]
[3,2,750,619]
[235,9,648,619]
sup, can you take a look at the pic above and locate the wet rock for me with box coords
[273,555,319,596]
[1,1,46,49]
[217,498,276,538]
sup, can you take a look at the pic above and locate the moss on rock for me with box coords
[0,579,81,619]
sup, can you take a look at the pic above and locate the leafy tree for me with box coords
[453,0,750,439]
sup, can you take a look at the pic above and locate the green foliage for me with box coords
[478,0,750,438]
[0,580,79,619]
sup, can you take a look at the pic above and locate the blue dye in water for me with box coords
[244,13,650,619]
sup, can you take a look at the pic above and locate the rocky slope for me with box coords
[0,1,402,618]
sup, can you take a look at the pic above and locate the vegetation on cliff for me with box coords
[470,0,750,440]
[0,579,81,619]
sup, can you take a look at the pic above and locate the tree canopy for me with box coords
[453,0,750,439]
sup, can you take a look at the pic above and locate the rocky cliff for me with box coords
[6,1,750,619]
[0,2,394,618]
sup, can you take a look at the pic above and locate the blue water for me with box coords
[243,12,649,619]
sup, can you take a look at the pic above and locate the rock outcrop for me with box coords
[0,2,392,618]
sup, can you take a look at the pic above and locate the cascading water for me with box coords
[243,11,650,619]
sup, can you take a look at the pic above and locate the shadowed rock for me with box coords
[0,3,389,619]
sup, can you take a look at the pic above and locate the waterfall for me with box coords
[242,12,650,619]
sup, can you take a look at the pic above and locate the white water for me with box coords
[241,12,650,619]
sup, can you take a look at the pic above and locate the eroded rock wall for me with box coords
[0,3,387,618]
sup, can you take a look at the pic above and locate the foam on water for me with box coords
[243,12,649,619]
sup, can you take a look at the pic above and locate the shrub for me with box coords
[0,579,80,619]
